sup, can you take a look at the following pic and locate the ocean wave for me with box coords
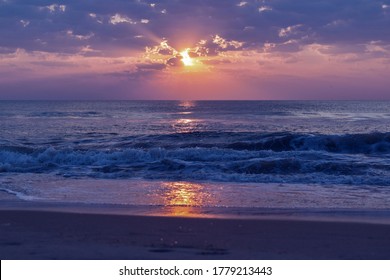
[110,132,390,154]
[27,111,103,118]
[1,135,389,185]
[223,132,390,154]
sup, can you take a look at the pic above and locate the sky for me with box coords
[0,0,389,100]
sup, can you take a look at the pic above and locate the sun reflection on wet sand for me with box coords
[159,181,215,217]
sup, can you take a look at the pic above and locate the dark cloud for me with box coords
[202,59,232,65]
[136,62,166,71]
[0,0,160,54]
[1,0,389,56]
[105,62,167,81]
[166,56,182,67]
[30,60,76,67]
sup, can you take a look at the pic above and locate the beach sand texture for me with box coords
[1,209,390,260]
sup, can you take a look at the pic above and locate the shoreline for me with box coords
[1,204,390,259]
[2,197,390,223]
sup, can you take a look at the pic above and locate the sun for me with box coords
[180,48,194,66]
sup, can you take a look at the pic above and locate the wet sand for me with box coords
[1,209,390,259]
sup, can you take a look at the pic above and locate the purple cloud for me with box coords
[1,0,389,54]
[0,0,389,99]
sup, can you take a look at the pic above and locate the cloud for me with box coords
[202,59,232,65]
[237,1,248,7]
[136,63,166,70]
[142,34,244,70]
[66,30,94,40]
[325,19,349,28]
[145,39,178,56]
[279,24,304,38]
[89,13,103,24]
[144,40,189,67]
[1,0,390,100]
[19,19,30,27]
[166,56,182,67]
[1,0,389,56]
[107,62,167,81]
[43,4,66,13]
[258,6,272,13]
[212,35,243,49]
[365,41,390,55]
[109,14,136,25]
[190,35,245,57]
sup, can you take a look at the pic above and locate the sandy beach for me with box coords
[2,0,390,265]
[1,207,390,260]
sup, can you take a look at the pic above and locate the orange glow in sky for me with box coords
[1,1,390,100]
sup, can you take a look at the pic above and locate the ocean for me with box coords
[1,101,390,215]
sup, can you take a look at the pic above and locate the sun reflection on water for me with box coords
[160,181,215,216]
[172,101,200,133]
[177,100,195,115]
[178,100,196,109]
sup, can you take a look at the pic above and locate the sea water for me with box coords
[1,101,390,214]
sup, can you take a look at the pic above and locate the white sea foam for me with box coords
[0,140,389,185]
[0,101,389,204]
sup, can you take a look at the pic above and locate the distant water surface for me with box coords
[1,101,390,211]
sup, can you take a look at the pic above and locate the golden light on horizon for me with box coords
[180,48,194,66]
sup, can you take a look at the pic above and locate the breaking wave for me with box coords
[1,132,389,186]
